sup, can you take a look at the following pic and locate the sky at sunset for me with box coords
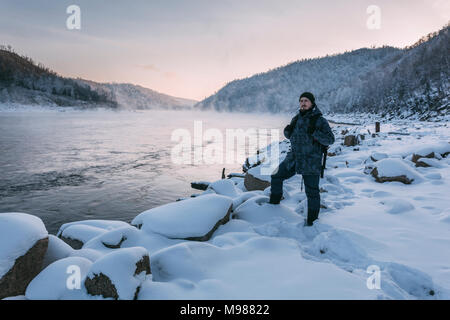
[1,0,448,101]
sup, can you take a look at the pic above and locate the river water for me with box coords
[0,108,293,234]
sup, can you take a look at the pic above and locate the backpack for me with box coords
[308,114,329,178]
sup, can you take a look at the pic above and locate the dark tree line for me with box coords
[0,47,116,105]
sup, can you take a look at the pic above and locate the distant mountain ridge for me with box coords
[194,24,449,119]
[101,83,196,110]
[0,47,196,110]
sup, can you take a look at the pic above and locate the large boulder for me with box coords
[84,247,151,300]
[132,194,233,241]
[0,213,49,299]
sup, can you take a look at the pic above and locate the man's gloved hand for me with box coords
[284,124,293,139]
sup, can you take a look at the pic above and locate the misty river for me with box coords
[0,108,294,234]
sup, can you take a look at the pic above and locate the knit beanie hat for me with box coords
[299,92,316,105]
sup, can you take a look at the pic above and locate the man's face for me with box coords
[300,97,313,111]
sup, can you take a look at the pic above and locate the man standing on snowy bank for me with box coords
[269,92,335,226]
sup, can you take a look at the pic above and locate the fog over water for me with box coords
[0,108,295,234]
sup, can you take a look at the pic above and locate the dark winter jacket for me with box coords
[283,105,335,175]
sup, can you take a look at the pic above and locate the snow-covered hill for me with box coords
[194,24,449,119]
[0,47,196,110]
[98,82,196,110]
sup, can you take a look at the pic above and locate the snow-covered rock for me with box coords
[371,158,424,184]
[344,135,358,146]
[42,235,74,268]
[84,247,150,300]
[379,199,415,214]
[83,225,141,251]
[411,142,450,159]
[190,181,210,191]
[132,194,233,241]
[244,166,271,191]
[0,213,49,299]
[412,152,436,165]
[206,179,241,198]
[415,158,444,168]
[56,220,131,249]
[25,257,92,300]
[370,152,389,162]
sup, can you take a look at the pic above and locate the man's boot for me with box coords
[306,209,319,226]
[269,193,282,204]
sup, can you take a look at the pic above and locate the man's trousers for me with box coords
[270,159,321,225]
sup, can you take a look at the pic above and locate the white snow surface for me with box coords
[144,236,380,299]
[206,179,241,198]
[0,213,48,278]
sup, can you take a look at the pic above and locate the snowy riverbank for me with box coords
[1,115,449,300]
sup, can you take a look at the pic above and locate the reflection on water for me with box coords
[0,108,293,234]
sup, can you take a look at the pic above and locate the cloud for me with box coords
[139,64,160,72]
[138,64,177,79]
